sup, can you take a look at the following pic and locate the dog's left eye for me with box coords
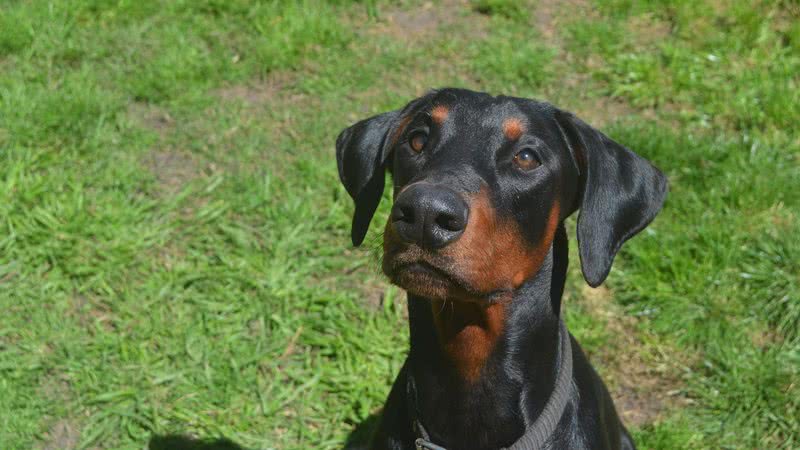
[513,148,541,170]
[408,130,428,153]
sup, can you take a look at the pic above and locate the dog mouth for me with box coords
[394,259,460,285]
[383,248,510,302]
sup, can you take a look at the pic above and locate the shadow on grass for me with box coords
[343,412,381,450]
[149,435,246,450]
[146,413,380,450]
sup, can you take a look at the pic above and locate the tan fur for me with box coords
[430,300,507,383]
[450,189,560,292]
[431,105,449,125]
[502,117,525,140]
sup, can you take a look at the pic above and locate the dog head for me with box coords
[336,88,667,301]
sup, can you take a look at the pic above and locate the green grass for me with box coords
[0,0,798,449]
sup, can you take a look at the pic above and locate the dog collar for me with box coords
[408,318,574,450]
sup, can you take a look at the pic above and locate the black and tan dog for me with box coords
[336,88,667,450]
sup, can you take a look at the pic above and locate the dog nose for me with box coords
[391,184,469,249]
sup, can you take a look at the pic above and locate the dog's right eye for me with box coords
[408,130,428,153]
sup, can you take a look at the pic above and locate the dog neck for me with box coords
[404,224,569,447]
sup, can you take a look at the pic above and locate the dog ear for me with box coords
[554,110,668,287]
[336,110,402,246]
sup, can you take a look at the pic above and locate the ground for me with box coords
[0,0,798,449]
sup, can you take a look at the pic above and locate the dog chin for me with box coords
[388,264,459,300]
[383,258,489,302]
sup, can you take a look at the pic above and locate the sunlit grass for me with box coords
[0,0,797,448]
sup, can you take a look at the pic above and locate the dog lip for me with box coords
[383,246,515,302]
[389,259,505,302]
[394,260,455,281]
[388,257,463,288]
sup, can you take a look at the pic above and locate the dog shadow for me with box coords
[148,435,246,450]
[147,413,379,450]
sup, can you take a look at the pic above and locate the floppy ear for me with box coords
[336,110,401,246]
[555,110,668,287]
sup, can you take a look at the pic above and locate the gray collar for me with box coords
[409,319,574,450]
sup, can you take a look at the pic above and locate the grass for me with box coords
[0,0,797,448]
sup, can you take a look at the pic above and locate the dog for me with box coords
[336,88,667,449]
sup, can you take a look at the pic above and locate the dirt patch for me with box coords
[143,149,202,195]
[541,59,678,130]
[0,266,17,284]
[571,95,638,128]
[384,5,445,37]
[362,0,486,42]
[212,69,321,179]
[37,376,81,450]
[750,327,784,349]
[131,103,214,197]
[579,285,690,426]
[533,0,591,46]
[129,102,211,197]
[70,294,115,333]
[609,352,685,427]
[38,375,72,403]
[763,201,796,231]
[38,419,81,450]
[215,71,298,107]
[529,0,687,130]
[626,13,672,48]
[526,0,630,126]
[127,102,174,135]
[529,0,650,129]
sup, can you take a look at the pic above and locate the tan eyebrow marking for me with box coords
[502,118,525,140]
[431,105,449,125]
